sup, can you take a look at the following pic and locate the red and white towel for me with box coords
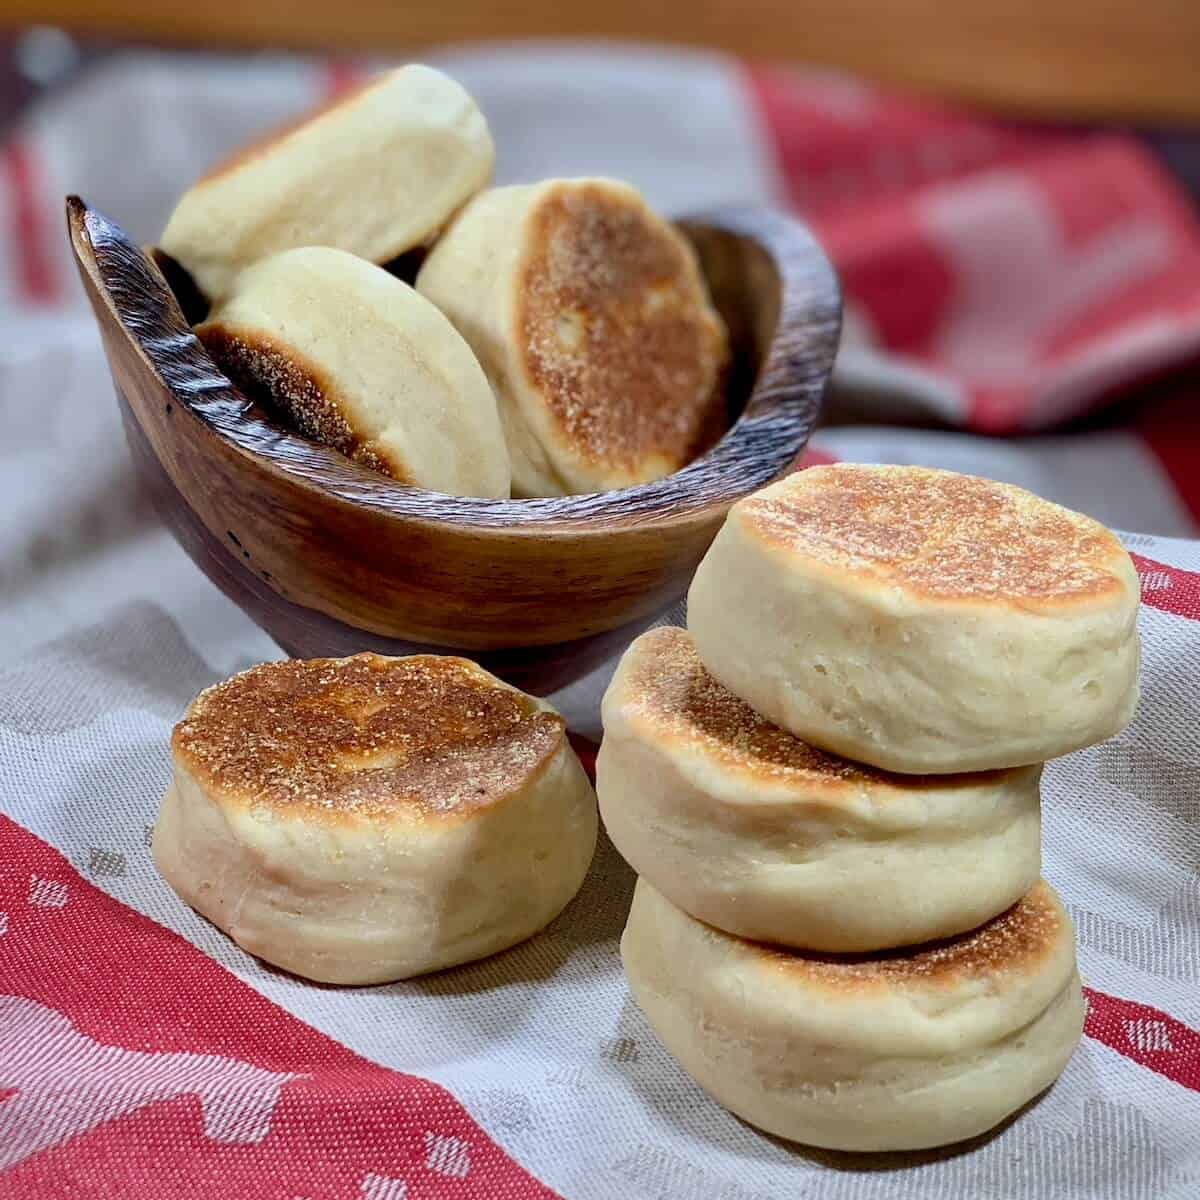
[1,43,1198,1199]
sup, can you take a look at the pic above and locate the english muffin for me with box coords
[416,178,729,496]
[622,878,1085,1151]
[196,246,510,496]
[154,653,597,984]
[160,64,493,303]
[688,465,1140,773]
[598,627,1041,951]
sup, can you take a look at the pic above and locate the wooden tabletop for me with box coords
[3,0,1199,123]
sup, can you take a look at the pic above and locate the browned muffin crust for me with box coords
[198,325,398,478]
[173,653,564,822]
[616,627,1016,791]
[744,465,1127,603]
[517,181,728,478]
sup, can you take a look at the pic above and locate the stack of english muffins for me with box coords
[598,463,1141,1152]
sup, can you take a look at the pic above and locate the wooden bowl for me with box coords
[67,197,841,694]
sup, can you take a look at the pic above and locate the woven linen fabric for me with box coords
[1,43,1199,1199]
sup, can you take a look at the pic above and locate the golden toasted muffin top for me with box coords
[517,180,728,479]
[756,881,1066,990]
[197,325,399,478]
[173,653,563,822]
[615,627,1008,791]
[742,465,1131,604]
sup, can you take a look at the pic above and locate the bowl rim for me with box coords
[68,197,841,535]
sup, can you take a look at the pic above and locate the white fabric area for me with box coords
[2,43,1200,1199]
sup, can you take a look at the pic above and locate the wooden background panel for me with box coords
[2,0,1199,121]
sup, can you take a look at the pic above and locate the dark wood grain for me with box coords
[68,197,840,692]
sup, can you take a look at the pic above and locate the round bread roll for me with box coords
[688,465,1140,773]
[416,178,729,496]
[160,64,493,303]
[598,627,1041,952]
[196,246,510,496]
[154,653,597,984]
[622,878,1085,1152]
